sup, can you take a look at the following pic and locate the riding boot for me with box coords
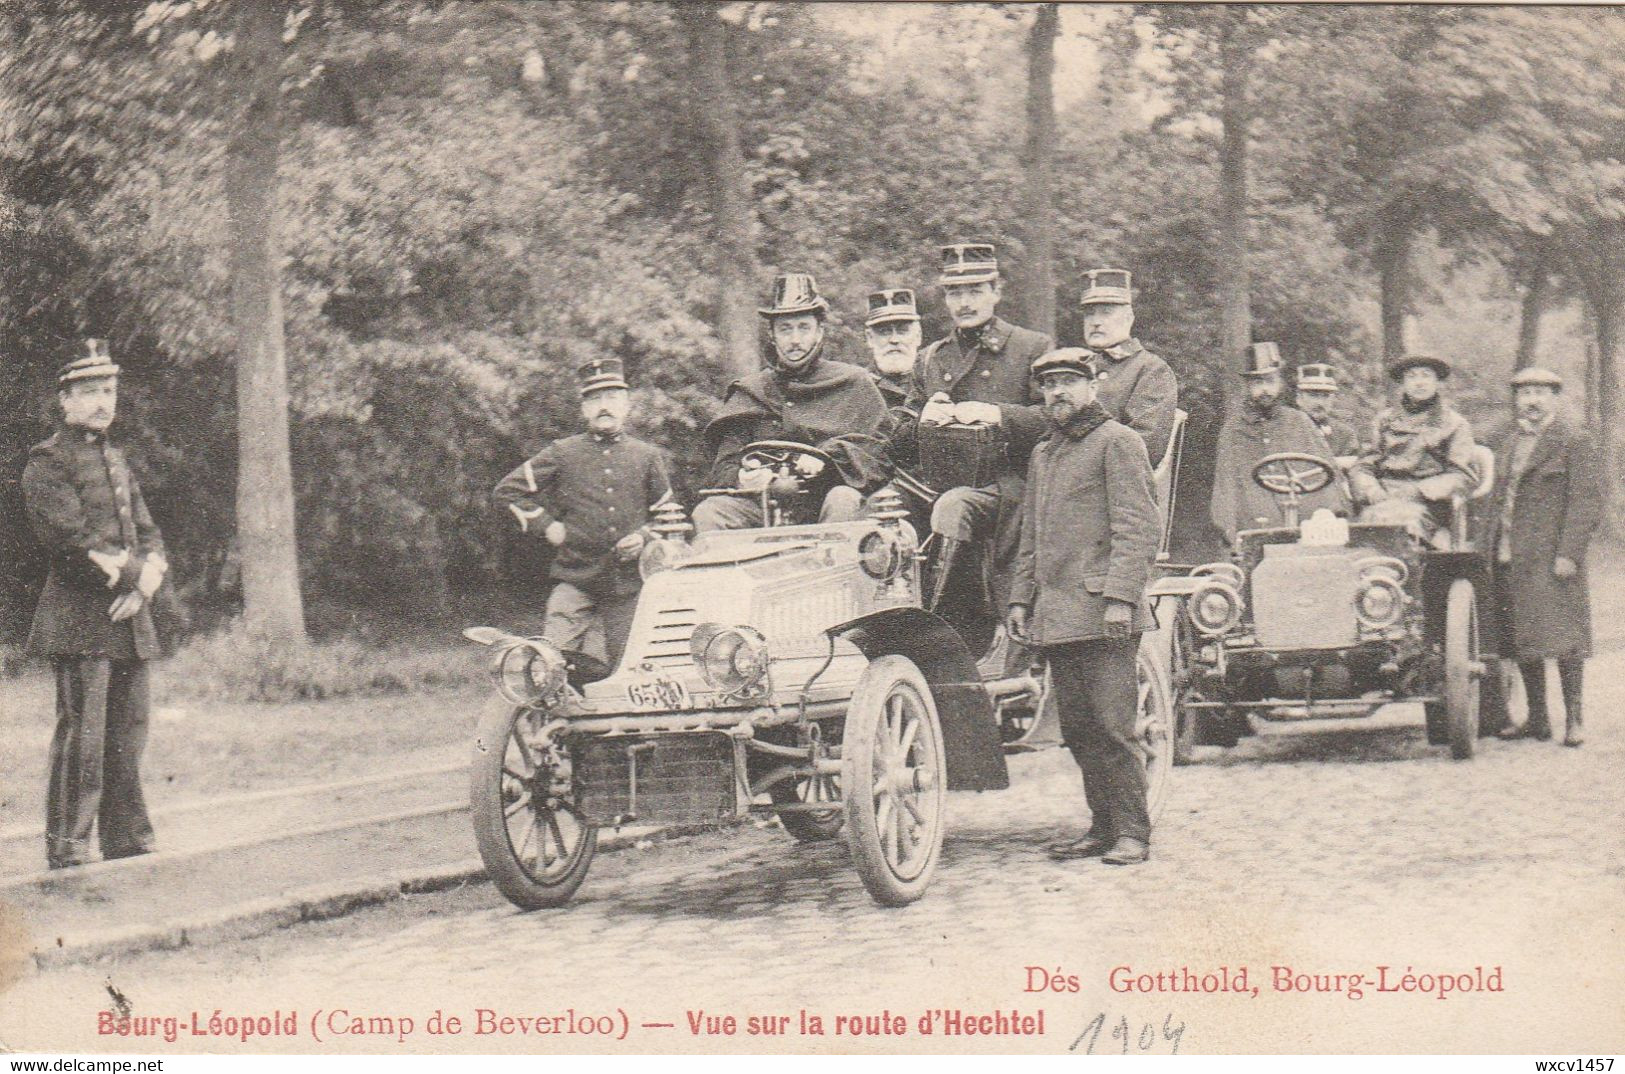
[928,537,995,655]
[1558,657,1584,747]
[1515,660,1552,740]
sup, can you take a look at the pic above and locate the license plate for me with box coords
[625,672,690,711]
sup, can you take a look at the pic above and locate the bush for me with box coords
[159,621,483,703]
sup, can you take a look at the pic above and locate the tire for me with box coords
[842,655,947,907]
[770,770,844,842]
[1163,601,1198,767]
[1444,577,1481,760]
[1136,647,1176,825]
[470,699,597,910]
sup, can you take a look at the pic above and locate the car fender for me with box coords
[1421,550,1493,648]
[828,607,1010,792]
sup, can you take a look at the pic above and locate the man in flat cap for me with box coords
[1295,362,1361,461]
[1008,349,1161,867]
[907,243,1051,651]
[22,340,168,869]
[494,357,672,670]
[1210,343,1348,543]
[694,273,890,531]
[1349,354,1479,545]
[1076,268,1179,465]
[1488,367,1601,747]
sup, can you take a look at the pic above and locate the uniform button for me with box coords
[943,372,952,381]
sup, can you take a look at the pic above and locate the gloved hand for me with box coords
[919,394,956,427]
[615,531,646,561]
[136,554,167,599]
[544,521,567,547]
[108,590,145,623]
[1006,603,1031,645]
[738,463,773,492]
[793,454,826,479]
[953,401,1002,426]
[88,548,127,589]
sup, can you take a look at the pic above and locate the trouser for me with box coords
[1044,637,1149,844]
[691,485,863,532]
[543,582,640,671]
[1515,658,1584,736]
[1358,481,1452,547]
[47,656,155,867]
[930,485,1025,665]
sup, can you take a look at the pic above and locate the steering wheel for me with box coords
[696,440,840,499]
[1252,452,1335,497]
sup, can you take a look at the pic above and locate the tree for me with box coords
[1017,3,1058,338]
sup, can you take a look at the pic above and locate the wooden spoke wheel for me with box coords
[1136,646,1177,825]
[1444,577,1481,760]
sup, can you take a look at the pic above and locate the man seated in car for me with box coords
[1348,353,1479,546]
[692,273,891,531]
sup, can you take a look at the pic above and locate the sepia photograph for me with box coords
[1,0,1622,1060]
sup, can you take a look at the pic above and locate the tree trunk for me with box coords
[677,4,761,376]
[227,0,305,643]
[1215,10,1253,410]
[1374,225,1414,370]
[1514,243,1554,371]
[1568,227,1625,533]
[1017,3,1058,339]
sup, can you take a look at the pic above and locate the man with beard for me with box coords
[23,341,168,869]
[693,273,889,531]
[864,287,922,410]
[1076,268,1178,464]
[1007,349,1160,867]
[1295,362,1361,460]
[908,243,1051,647]
[1488,367,1602,747]
[494,357,672,670]
[1349,354,1479,546]
[1210,344,1348,543]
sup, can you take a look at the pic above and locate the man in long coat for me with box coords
[1210,343,1347,543]
[1008,349,1161,867]
[1075,268,1179,465]
[694,273,889,531]
[23,342,168,869]
[1488,367,1602,746]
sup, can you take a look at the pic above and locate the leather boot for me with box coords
[1560,658,1584,747]
[928,537,996,656]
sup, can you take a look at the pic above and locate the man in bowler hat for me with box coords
[1008,348,1161,866]
[1488,367,1602,746]
[22,340,167,869]
[494,357,672,670]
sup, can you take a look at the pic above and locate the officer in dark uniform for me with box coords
[907,243,1052,647]
[1295,362,1360,459]
[22,341,168,869]
[864,287,922,410]
[493,357,672,670]
[1076,268,1179,465]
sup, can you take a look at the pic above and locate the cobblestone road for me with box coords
[4,652,1623,1055]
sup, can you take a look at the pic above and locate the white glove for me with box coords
[88,548,128,589]
[793,454,826,479]
[136,554,167,599]
[738,464,773,492]
[108,590,145,623]
[614,531,646,561]
[953,401,1002,426]
[544,521,567,547]
[919,394,956,427]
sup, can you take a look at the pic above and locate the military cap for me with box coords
[937,243,999,287]
[1510,366,1563,391]
[1386,353,1452,382]
[758,273,830,318]
[1296,362,1339,392]
[1079,268,1133,306]
[576,356,629,396]
[57,339,120,387]
[1242,341,1284,378]
[864,287,920,327]
[1031,348,1098,380]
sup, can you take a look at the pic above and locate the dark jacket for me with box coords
[1350,397,1477,504]
[703,354,891,493]
[1210,403,1348,542]
[1089,338,1179,465]
[1010,404,1161,646]
[905,316,1053,500]
[22,427,165,658]
[1312,415,1361,459]
[1488,415,1602,660]
[493,431,671,596]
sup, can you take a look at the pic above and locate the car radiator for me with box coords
[1250,545,1361,650]
[573,732,736,827]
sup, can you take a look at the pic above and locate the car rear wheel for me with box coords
[1137,647,1176,825]
[842,655,946,907]
[471,700,597,909]
[1444,577,1481,760]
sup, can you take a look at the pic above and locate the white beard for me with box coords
[874,350,918,377]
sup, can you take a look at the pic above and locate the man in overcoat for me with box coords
[694,273,890,531]
[22,341,168,869]
[1210,343,1348,543]
[905,243,1051,646]
[1075,268,1179,465]
[493,357,672,670]
[1488,367,1602,746]
[1008,349,1161,867]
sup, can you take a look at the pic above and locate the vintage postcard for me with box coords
[1,0,1621,1060]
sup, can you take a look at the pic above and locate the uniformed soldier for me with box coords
[693,273,890,531]
[1295,362,1360,459]
[493,357,672,670]
[22,340,168,869]
[907,243,1051,644]
[864,287,922,410]
[1007,349,1161,867]
[1076,268,1179,465]
[1349,354,1479,544]
[1210,343,1348,543]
